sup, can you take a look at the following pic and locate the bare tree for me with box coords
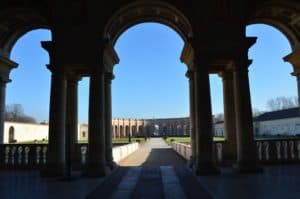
[252,107,264,117]
[5,104,36,123]
[266,96,298,111]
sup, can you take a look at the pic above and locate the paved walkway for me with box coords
[1,138,300,198]
[119,137,185,166]
[87,138,211,199]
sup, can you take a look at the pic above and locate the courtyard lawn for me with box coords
[164,136,225,145]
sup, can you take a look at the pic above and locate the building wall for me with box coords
[254,118,300,136]
[212,117,300,137]
[214,122,224,137]
[3,122,48,143]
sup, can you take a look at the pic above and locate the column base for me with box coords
[233,162,263,173]
[40,164,66,177]
[194,163,220,176]
[223,144,237,163]
[84,163,108,177]
[187,156,195,169]
[107,161,118,170]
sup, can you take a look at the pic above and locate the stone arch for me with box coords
[0,7,51,57]
[138,125,143,135]
[120,125,124,137]
[8,126,15,143]
[248,1,300,49]
[104,0,193,46]
[125,125,130,137]
[115,125,118,138]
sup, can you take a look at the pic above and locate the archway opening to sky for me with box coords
[112,23,189,120]
[7,29,52,124]
[210,24,297,125]
[246,24,296,115]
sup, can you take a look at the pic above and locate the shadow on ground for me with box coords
[141,148,186,167]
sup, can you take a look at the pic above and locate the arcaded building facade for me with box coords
[1,0,300,177]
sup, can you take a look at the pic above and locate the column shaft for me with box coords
[66,76,79,169]
[0,82,6,144]
[104,73,114,168]
[233,60,259,171]
[86,72,106,176]
[194,68,218,175]
[187,71,196,164]
[45,70,67,176]
[221,71,237,162]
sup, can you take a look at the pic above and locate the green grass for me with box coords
[164,136,225,145]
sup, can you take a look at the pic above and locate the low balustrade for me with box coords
[171,138,300,165]
[0,144,48,169]
[0,142,139,169]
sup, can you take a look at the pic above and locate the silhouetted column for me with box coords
[104,72,115,168]
[220,71,237,162]
[186,70,196,165]
[86,71,106,177]
[194,66,219,175]
[0,57,17,144]
[45,64,67,176]
[233,58,259,172]
[66,75,80,169]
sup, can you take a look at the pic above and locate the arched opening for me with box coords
[115,126,118,138]
[7,29,52,125]
[119,126,124,138]
[8,126,15,143]
[246,23,297,138]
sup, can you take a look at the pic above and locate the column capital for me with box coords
[180,42,195,70]
[232,59,253,72]
[218,70,233,80]
[185,70,194,79]
[104,42,119,73]
[284,47,300,77]
[0,56,18,83]
[47,64,67,74]
[104,72,115,81]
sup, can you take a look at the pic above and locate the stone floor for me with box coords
[1,138,300,198]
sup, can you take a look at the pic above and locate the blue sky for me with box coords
[7,23,297,123]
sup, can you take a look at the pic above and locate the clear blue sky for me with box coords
[7,23,297,123]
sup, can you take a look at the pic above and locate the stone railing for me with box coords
[171,138,300,164]
[256,138,300,163]
[0,142,140,169]
[171,141,224,163]
[0,144,48,169]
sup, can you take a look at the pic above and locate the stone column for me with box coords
[0,57,17,144]
[194,66,219,175]
[284,49,300,106]
[219,71,237,162]
[233,59,260,172]
[66,75,80,169]
[104,72,115,168]
[44,64,67,176]
[86,71,107,177]
[186,70,196,165]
